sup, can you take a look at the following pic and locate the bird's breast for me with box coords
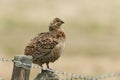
[47,41,65,62]
[56,41,65,53]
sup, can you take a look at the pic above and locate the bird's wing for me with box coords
[24,32,58,60]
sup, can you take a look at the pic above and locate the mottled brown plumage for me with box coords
[24,18,66,69]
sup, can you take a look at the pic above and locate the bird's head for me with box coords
[49,18,64,31]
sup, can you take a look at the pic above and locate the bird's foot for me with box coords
[41,67,46,70]
[41,67,54,72]
[41,67,46,72]
[47,68,53,70]
[47,68,55,72]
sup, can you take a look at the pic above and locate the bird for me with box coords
[24,18,66,69]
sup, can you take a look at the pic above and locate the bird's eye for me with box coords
[56,20,59,22]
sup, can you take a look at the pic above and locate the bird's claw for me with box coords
[41,67,54,72]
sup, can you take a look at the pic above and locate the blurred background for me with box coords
[0,0,120,80]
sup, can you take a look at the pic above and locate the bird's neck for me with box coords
[49,28,61,32]
[49,28,66,40]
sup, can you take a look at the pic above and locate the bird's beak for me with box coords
[61,21,64,24]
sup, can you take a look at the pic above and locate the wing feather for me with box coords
[24,32,58,60]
